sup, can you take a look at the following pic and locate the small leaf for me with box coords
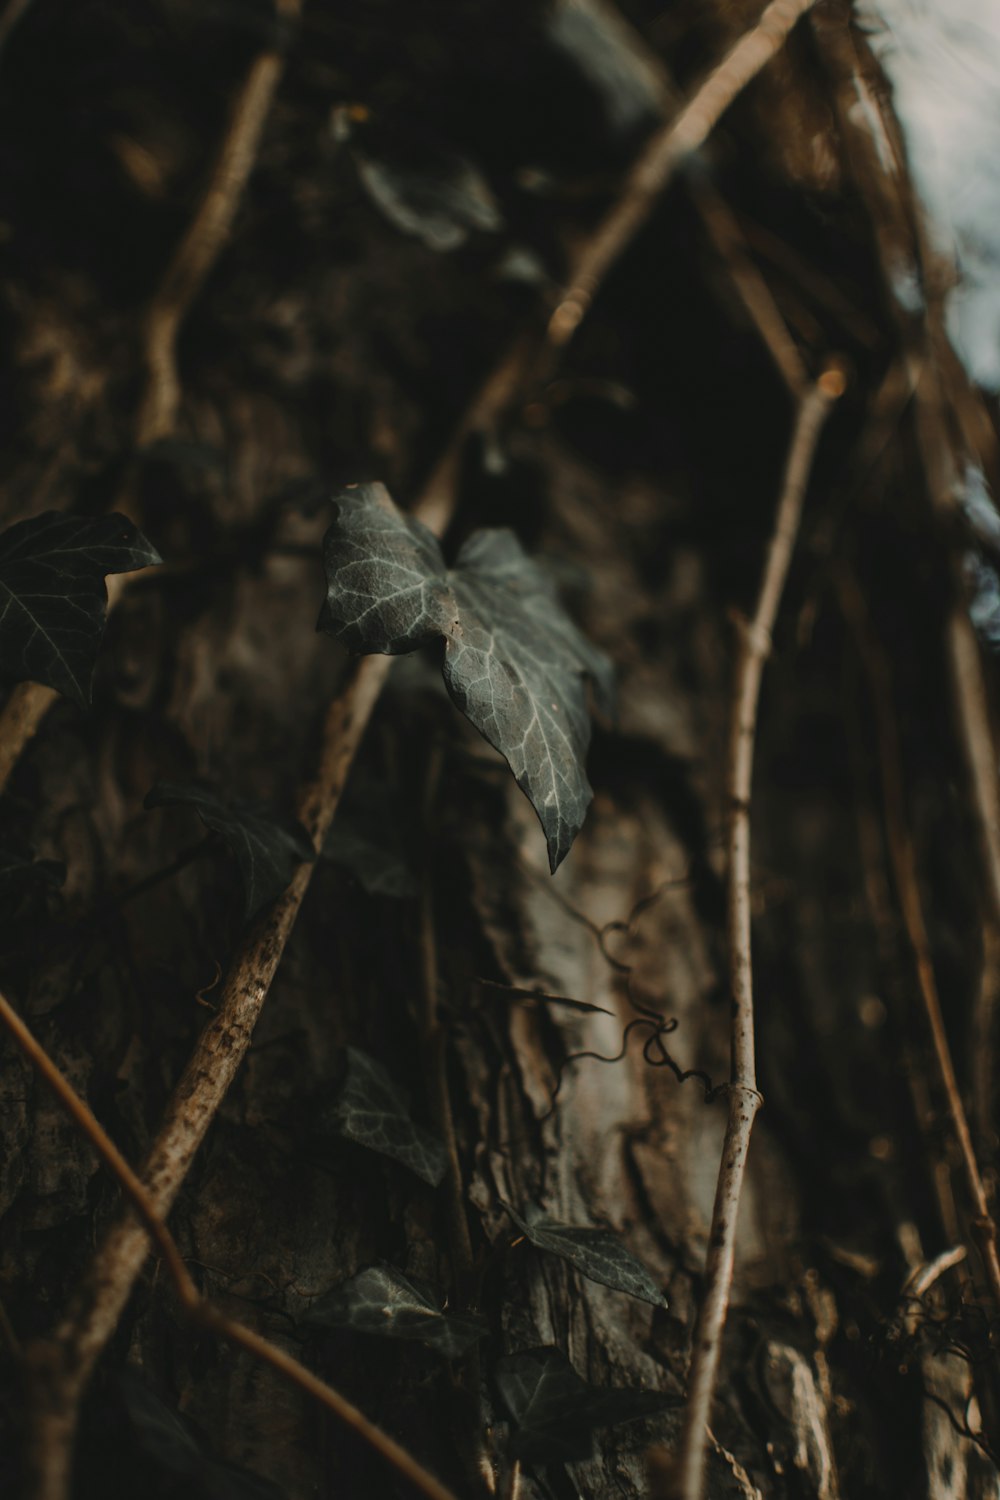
[335,1046,448,1185]
[0,849,66,898]
[0,512,162,707]
[505,1203,668,1307]
[334,111,503,252]
[318,483,614,871]
[495,1346,679,1464]
[143,781,315,921]
[307,1265,487,1356]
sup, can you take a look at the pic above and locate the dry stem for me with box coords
[0,988,459,1500]
[0,2,298,793]
[18,12,836,1489]
[673,371,841,1500]
[840,577,1000,1315]
[546,0,819,350]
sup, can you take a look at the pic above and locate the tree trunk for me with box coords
[1,3,999,1498]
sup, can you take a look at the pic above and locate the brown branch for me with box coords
[0,988,460,1500]
[545,0,819,351]
[134,0,300,447]
[18,14,835,1486]
[0,2,299,795]
[672,369,842,1500]
[838,576,1000,1316]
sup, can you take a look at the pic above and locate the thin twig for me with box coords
[579,0,808,397]
[0,988,459,1500]
[0,3,299,795]
[904,1245,968,1307]
[23,653,391,1499]
[21,16,836,1487]
[545,0,819,350]
[673,369,842,1500]
[135,0,300,447]
[838,576,1000,1316]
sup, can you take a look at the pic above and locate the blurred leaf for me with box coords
[143,782,314,921]
[307,1265,487,1356]
[336,112,503,251]
[495,1346,679,1464]
[335,1046,447,1185]
[547,0,663,137]
[0,849,65,897]
[0,512,162,707]
[318,483,614,871]
[506,1203,668,1307]
[118,1372,282,1499]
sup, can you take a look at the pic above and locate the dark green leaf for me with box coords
[0,849,65,897]
[143,781,315,921]
[495,1346,679,1464]
[335,1046,448,1185]
[0,512,162,707]
[506,1203,668,1307]
[307,1265,487,1356]
[318,483,614,870]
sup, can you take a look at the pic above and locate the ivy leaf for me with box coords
[495,1347,679,1464]
[143,781,315,921]
[335,1046,448,1186]
[0,512,162,707]
[505,1203,668,1308]
[318,483,614,871]
[306,1265,487,1356]
[0,850,66,898]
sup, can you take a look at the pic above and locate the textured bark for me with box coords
[1,3,999,1499]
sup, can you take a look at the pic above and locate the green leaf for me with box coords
[306,1265,487,1356]
[318,483,614,871]
[335,1046,448,1186]
[495,1346,679,1464]
[0,512,162,707]
[143,781,315,921]
[506,1203,668,1307]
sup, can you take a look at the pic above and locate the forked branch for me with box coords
[0,0,300,794]
[0,988,459,1500]
[673,368,843,1500]
[20,9,835,1492]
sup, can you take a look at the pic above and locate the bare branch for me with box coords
[0,3,299,793]
[672,370,842,1500]
[839,576,1000,1317]
[0,989,460,1500]
[546,0,819,350]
